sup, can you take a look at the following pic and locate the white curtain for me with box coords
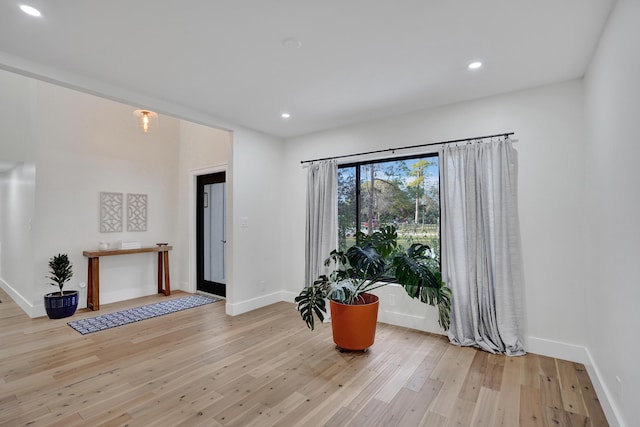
[305,160,338,287]
[441,139,525,356]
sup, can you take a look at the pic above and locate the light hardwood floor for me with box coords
[0,287,608,426]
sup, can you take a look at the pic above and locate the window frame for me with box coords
[337,151,442,278]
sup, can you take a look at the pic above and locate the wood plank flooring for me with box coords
[0,287,609,426]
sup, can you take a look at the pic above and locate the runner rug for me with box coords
[67,294,221,335]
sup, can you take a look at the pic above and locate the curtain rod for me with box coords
[300,132,515,164]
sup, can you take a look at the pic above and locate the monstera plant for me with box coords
[295,226,450,351]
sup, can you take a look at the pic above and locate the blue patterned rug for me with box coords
[67,295,221,335]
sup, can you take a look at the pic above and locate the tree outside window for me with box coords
[338,154,440,259]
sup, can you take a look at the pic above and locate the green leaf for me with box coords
[346,245,386,278]
[47,253,73,292]
[295,284,328,330]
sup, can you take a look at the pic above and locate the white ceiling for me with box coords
[0,1,614,138]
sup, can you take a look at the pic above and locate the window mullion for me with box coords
[355,165,361,243]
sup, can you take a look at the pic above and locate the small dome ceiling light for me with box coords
[20,4,41,17]
[133,109,159,133]
[468,61,483,70]
[281,112,291,119]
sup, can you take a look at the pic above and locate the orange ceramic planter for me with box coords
[329,293,379,351]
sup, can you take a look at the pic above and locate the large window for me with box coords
[337,154,440,257]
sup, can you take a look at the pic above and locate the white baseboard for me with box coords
[0,277,37,317]
[583,349,625,427]
[526,336,590,364]
[377,308,446,336]
[225,291,291,316]
[100,288,156,306]
[281,290,299,304]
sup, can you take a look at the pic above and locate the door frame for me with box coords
[187,164,231,302]
[196,171,227,296]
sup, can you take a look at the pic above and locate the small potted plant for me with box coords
[44,253,78,319]
[295,226,451,352]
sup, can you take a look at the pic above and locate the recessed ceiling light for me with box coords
[19,4,41,17]
[281,37,302,49]
[468,61,483,70]
[281,112,291,119]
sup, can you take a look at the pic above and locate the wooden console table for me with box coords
[82,245,173,311]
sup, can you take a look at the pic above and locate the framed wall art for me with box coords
[127,193,148,232]
[100,192,123,233]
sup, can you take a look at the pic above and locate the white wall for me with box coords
[175,120,288,316]
[283,79,589,358]
[0,68,33,162]
[0,163,36,312]
[0,69,36,312]
[176,121,232,294]
[29,81,181,315]
[584,1,640,425]
[226,127,286,314]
